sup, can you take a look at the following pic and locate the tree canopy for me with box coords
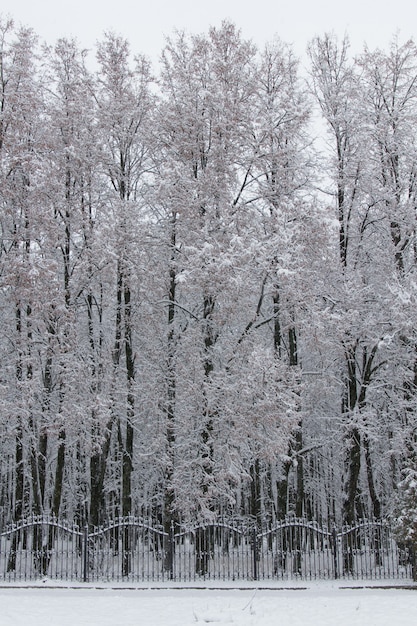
[1,19,417,537]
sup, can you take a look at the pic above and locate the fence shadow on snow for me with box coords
[0,515,413,582]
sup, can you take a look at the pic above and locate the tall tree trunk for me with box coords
[363,434,381,519]
[163,212,178,574]
[200,293,216,505]
[289,324,304,519]
[8,305,25,572]
[249,458,262,523]
[342,344,360,525]
[122,278,135,520]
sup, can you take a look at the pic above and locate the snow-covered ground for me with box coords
[1,582,417,626]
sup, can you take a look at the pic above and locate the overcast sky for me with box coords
[1,0,416,66]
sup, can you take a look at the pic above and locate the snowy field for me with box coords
[1,582,417,626]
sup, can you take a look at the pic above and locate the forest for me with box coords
[1,16,417,536]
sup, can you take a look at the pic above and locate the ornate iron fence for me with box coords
[0,515,413,582]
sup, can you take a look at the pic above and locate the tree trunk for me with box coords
[122,280,135,520]
[163,213,177,571]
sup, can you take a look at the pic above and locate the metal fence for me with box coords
[0,515,413,582]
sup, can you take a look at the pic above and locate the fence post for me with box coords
[82,525,89,583]
[410,545,417,582]
[252,527,258,581]
[332,526,338,579]
[169,521,175,580]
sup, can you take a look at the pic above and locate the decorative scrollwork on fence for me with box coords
[0,516,413,582]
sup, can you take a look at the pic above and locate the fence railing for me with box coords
[0,515,413,582]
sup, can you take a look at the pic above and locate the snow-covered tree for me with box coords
[0,20,46,526]
[93,32,154,529]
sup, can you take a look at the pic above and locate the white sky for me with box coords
[1,0,416,67]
